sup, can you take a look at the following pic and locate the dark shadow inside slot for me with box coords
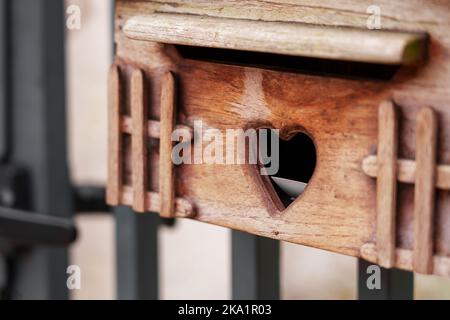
[176,45,399,80]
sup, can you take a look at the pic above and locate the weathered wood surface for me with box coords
[413,108,438,274]
[111,0,450,276]
[363,156,450,190]
[124,13,427,65]
[376,101,398,269]
[159,72,177,218]
[131,69,148,212]
[107,65,122,206]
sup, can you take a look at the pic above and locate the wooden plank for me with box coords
[362,156,450,190]
[123,13,427,65]
[121,186,194,218]
[107,65,122,206]
[118,0,450,29]
[121,117,193,140]
[413,107,438,274]
[159,72,176,218]
[376,100,398,268]
[361,243,450,278]
[131,69,148,212]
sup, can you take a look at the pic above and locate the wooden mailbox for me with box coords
[108,0,450,277]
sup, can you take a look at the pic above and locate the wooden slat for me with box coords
[376,100,399,268]
[131,69,148,213]
[362,156,450,190]
[121,117,193,140]
[121,186,194,218]
[107,65,122,206]
[413,107,438,274]
[159,72,176,218]
[361,243,450,278]
[124,13,427,65]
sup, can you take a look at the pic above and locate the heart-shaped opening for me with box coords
[258,129,317,209]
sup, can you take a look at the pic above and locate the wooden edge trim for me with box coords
[107,65,122,206]
[124,13,427,65]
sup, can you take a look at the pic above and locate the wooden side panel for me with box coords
[107,65,122,205]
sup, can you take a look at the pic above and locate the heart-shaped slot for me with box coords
[259,130,317,209]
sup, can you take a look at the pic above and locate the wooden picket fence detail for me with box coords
[362,100,450,274]
[107,64,194,218]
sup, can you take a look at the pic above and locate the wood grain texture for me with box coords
[376,100,398,268]
[124,13,427,65]
[121,186,194,218]
[159,72,177,218]
[107,65,122,205]
[413,107,438,274]
[361,243,450,278]
[362,156,450,190]
[121,116,192,139]
[114,0,450,276]
[131,69,148,212]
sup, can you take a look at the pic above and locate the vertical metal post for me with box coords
[115,207,159,300]
[0,0,11,299]
[232,231,280,300]
[7,0,73,299]
[111,1,159,300]
[0,0,9,161]
[358,259,414,300]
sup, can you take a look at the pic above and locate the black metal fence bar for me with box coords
[0,0,8,161]
[0,0,9,299]
[0,207,76,245]
[110,1,159,300]
[115,207,159,300]
[5,0,73,299]
[232,231,280,300]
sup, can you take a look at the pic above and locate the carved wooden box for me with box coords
[108,0,450,277]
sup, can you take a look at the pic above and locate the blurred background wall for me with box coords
[65,0,450,300]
